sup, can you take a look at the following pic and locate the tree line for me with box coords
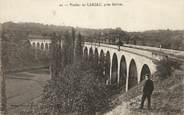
[2,22,184,50]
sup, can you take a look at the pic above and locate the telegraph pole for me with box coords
[0,24,7,115]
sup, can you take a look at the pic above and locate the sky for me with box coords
[0,0,184,31]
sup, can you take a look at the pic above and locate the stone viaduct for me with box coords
[29,39,165,92]
[83,42,163,92]
[29,39,51,50]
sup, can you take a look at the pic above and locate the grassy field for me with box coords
[6,69,50,115]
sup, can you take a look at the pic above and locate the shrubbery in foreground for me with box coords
[30,64,111,115]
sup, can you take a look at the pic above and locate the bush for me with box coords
[156,57,181,80]
[36,64,111,115]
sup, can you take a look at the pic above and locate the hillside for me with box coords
[105,64,184,115]
[2,22,184,50]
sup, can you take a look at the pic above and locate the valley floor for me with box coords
[6,69,50,115]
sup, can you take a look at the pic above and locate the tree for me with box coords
[62,31,74,66]
[0,26,7,115]
[72,28,75,62]
[50,32,63,80]
[74,33,83,64]
[156,57,181,80]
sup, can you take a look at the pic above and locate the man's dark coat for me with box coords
[143,79,154,96]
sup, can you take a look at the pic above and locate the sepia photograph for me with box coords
[0,0,184,115]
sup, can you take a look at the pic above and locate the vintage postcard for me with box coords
[0,0,184,115]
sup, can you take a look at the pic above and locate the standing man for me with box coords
[118,39,122,51]
[140,75,154,110]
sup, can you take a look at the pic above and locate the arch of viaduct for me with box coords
[83,42,160,92]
